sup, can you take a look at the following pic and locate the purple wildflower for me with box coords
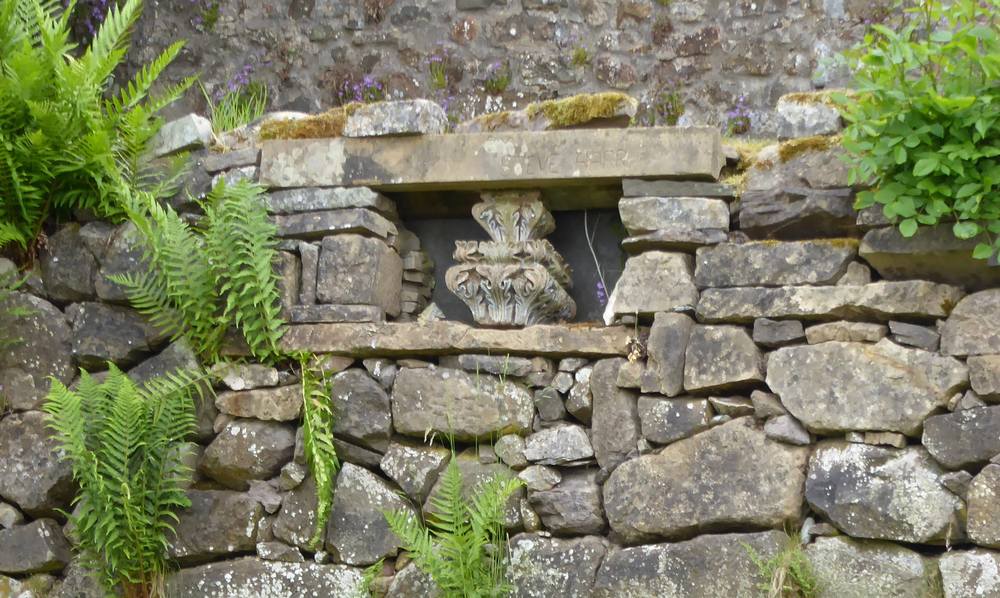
[596,281,608,306]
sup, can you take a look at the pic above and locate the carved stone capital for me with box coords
[472,192,554,242]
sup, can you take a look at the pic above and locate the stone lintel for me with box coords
[278,322,633,358]
[259,128,725,191]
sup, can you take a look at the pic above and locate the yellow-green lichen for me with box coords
[777,134,841,163]
[719,137,777,196]
[524,92,635,128]
[467,110,515,132]
[780,89,855,106]
[259,102,362,140]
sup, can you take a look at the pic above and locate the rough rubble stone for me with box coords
[93,221,145,302]
[922,406,1000,469]
[683,325,764,393]
[566,366,594,423]
[708,396,754,417]
[215,384,302,421]
[522,424,593,465]
[438,354,534,377]
[362,358,396,389]
[40,224,97,303]
[50,557,104,598]
[888,320,940,351]
[147,114,212,158]
[694,240,856,288]
[200,419,296,490]
[939,550,1000,598]
[256,541,304,563]
[0,411,74,517]
[386,563,440,598]
[806,442,965,544]
[266,186,396,216]
[316,234,402,317]
[603,417,808,543]
[751,390,787,418]
[637,396,712,445]
[273,208,398,244]
[941,289,1000,356]
[860,225,1000,291]
[752,318,805,348]
[494,435,529,469]
[287,304,385,323]
[391,367,533,442]
[602,252,698,325]
[968,465,1000,549]
[618,196,729,236]
[0,502,24,529]
[532,387,566,421]
[775,97,842,139]
[518,466,561,492]
[506,533,606,598]
[343,99,449,137]
[272,476,318,550]
[593,531,785,597]
[621,228,729,253]
[169,490,262,564]
[326,463,414,566]
[837,261,873,285]
[621,180,736,199]
[764,414,811,446]
[330,368,392,452]
[767,339,968,435]
[66,302,156,368]
[0,293,74,409]
[165,558,364,597]
[332,437,383,469]
[641,312,693,397]
[213,362,280,391]
[969,355,1000,402]
[590,358,640,472]
[526,469,606,535]
[697,281,964,324]
[379,441,451,503]
[805,321,888,344]
[0,519,71,574]
[806,536,934,598]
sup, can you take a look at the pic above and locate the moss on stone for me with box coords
[719,137,778,196]
[468,110,515,132]
[259,102,362,140]
[780,89,855,106]
[777,134,840,163]
[524,92,634,128]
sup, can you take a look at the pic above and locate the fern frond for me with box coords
[299,354,339,550]
[81,0,141,86]
[106,40,186,117]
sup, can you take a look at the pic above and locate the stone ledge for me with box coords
[278,321,633,357]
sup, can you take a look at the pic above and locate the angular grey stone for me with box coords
[969,355,1000,402]
[325,463,414,566]
[0,293,74,405]
[968,465,1000,549]
[527,469,606,536]
[860,225,1000,291]
[316,234,402,318]
[698,281,964,323]
[274,208,398,243]
[767,339,968,436]
[959,391,988,411]
[522,424,593,465]
[202,147,260,173]
[862,431,907,449]
[752,318,805,348]
[939,550,1000,598]
[288,304,385,323]
[941,470,974,500]
[66,302,155,368]
[566,366,593,424]
[751,390,787,418]
[615,361,643,389]
[775,98,842,139]
[387,563,440,598]
[0,502,23,529]
[922,406,1000,469]
[131,340,201,386]
[330,369,392,452]
[266,187,396,216]
[621,228,730,253]
[709,396,754,417]
[438,354,534,377]
[379,441,450,503]
[362,358,396,389]
[0,519,71,574]
[806,442,965,544]
[603,252,698,325]
[297,241,319,305]
[637,396,712,445]
[806,536,934,598]
[683,325,764,393]
[50,557,103,598]
[805,321,888,344]
[694,240,856,288]
[214,362,279,391]
[275,250,300,315]
[836,261,872,286]
[741,186,858,239]
[256,541,304,563]
[507,533,606,598]
[593,531,785,597]
[533,387,566,421]
[147,114,212,159]
[619,196,729,236]
[169,490,262,564]
[165,558,364,597]
[494,435,528,469]
[215,384,301,421]
[40,224,97,303]
[200,419,296,490]
[391,367,533,442]
[91,221,145,303]
[333,437,383,469]
[604,417,808,543]
[888,320,940,351]
[210,165,257,187]
[518,465,560,492]
[768,339,968,435]
[941,289,1000,356]
[558,358,588,372]
[590,358,640,472]
[641,312,693,397]
[621,179,736,199]
[764,414,811,446]
[344,99,448,137]
[272,476,318,550]
[0,411,74,517]
[248,480,283,514]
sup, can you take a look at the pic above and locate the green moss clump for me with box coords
[719,138,777,195]
[777,135,840,163]
[468,110,515,132]
[259,102,362,140]
[780,89,855,106]
[525,92,635,128]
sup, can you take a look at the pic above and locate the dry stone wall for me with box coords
[2,99,1000,597]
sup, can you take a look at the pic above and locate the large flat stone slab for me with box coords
[696,281,963,323]
[278,322,633,357]
[260,128,725,191]
[166,558,363,597]
[694,240,857,288]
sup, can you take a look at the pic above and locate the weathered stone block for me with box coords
[266,187,396,216]
[804,321,888,344]
[40,224,97,303]
[694,240,856,288]
[923,406,1000,469]
[169,490,262,564]
[622,179,735,199]
[326,464,414,565]
[273,209,398,243]
[165,558,364,597]
[939,550,1000,598]
[940,289,1000,356]
[752,318,805,347]
[506,534,606,598]
[0,519,71,574]
[641,312,693,397]
[66,302,156,368]
[522,424,593,465]
[619,196,729,236]
[603,252,697,324]
[343,99,448,137]
[527,469,606,536]
[590,358,640,472]
[147,114,212,159]
[968,465,1000,549]
[683,325,764,393]
[637,396,712,444]
[287,304,385,323]
[0,411,74,517]
[775,97,842,139]
[330,369,392,452]
[316,235,402,317]
[200,420,296,490]
[969,355,1000,401]
[0,294,74,402]
[806,536,934,598]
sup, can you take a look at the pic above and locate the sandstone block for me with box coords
[637,396,712,444]
[641,312,693,397]
[968,465,1000,549]
[941,289,1000,356]
[274,209,398,243]
[215,384,302,421]
[619,196,729,236]
[603,251,697,324]
[683,325,764,393]
[506,534,606,598]
[590,358,640,472]
[316,234,402,317]
[266,187,396,216]
[694,240,856,288]
[343,99,448,137]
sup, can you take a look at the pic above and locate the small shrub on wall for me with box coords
[835,0,1000,259]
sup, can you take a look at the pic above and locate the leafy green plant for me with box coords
[113,180,286,362]
[571,46,591,67]
[0,268,30,351]
[298,353,340,549]
[385,458,523,598]
[483,62,510,96]
[200,80,268,135]
[835,0,1000,259]
[0,0,193,255]
[743,535,820,598]
[44,364,210,598]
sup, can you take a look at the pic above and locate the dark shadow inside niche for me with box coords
[404,209,625,325]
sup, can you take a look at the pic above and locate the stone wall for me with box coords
[125,0,887,135]
[2,101,1000,598]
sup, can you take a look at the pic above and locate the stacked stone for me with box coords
[396,231,435,321]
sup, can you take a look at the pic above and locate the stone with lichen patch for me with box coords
[379,440,450,503]
[939,550,1000,598]
[169,490,262,565]
[683,325,763,393]
[457,92,638,133]
[325,464,414,566]
[527,469,606,535]
[165,557,364,597]
[940,289,1000,356]
[259,103,361,140]
[775,94,842,139]
[968,465,1000,549]
[805,536,935,598]
[694,240,857,288]
[342,99,448,137]
[922,406,1000,469]
[506,533,607,597]
[200,420,296,490]
[603,252,698,325]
